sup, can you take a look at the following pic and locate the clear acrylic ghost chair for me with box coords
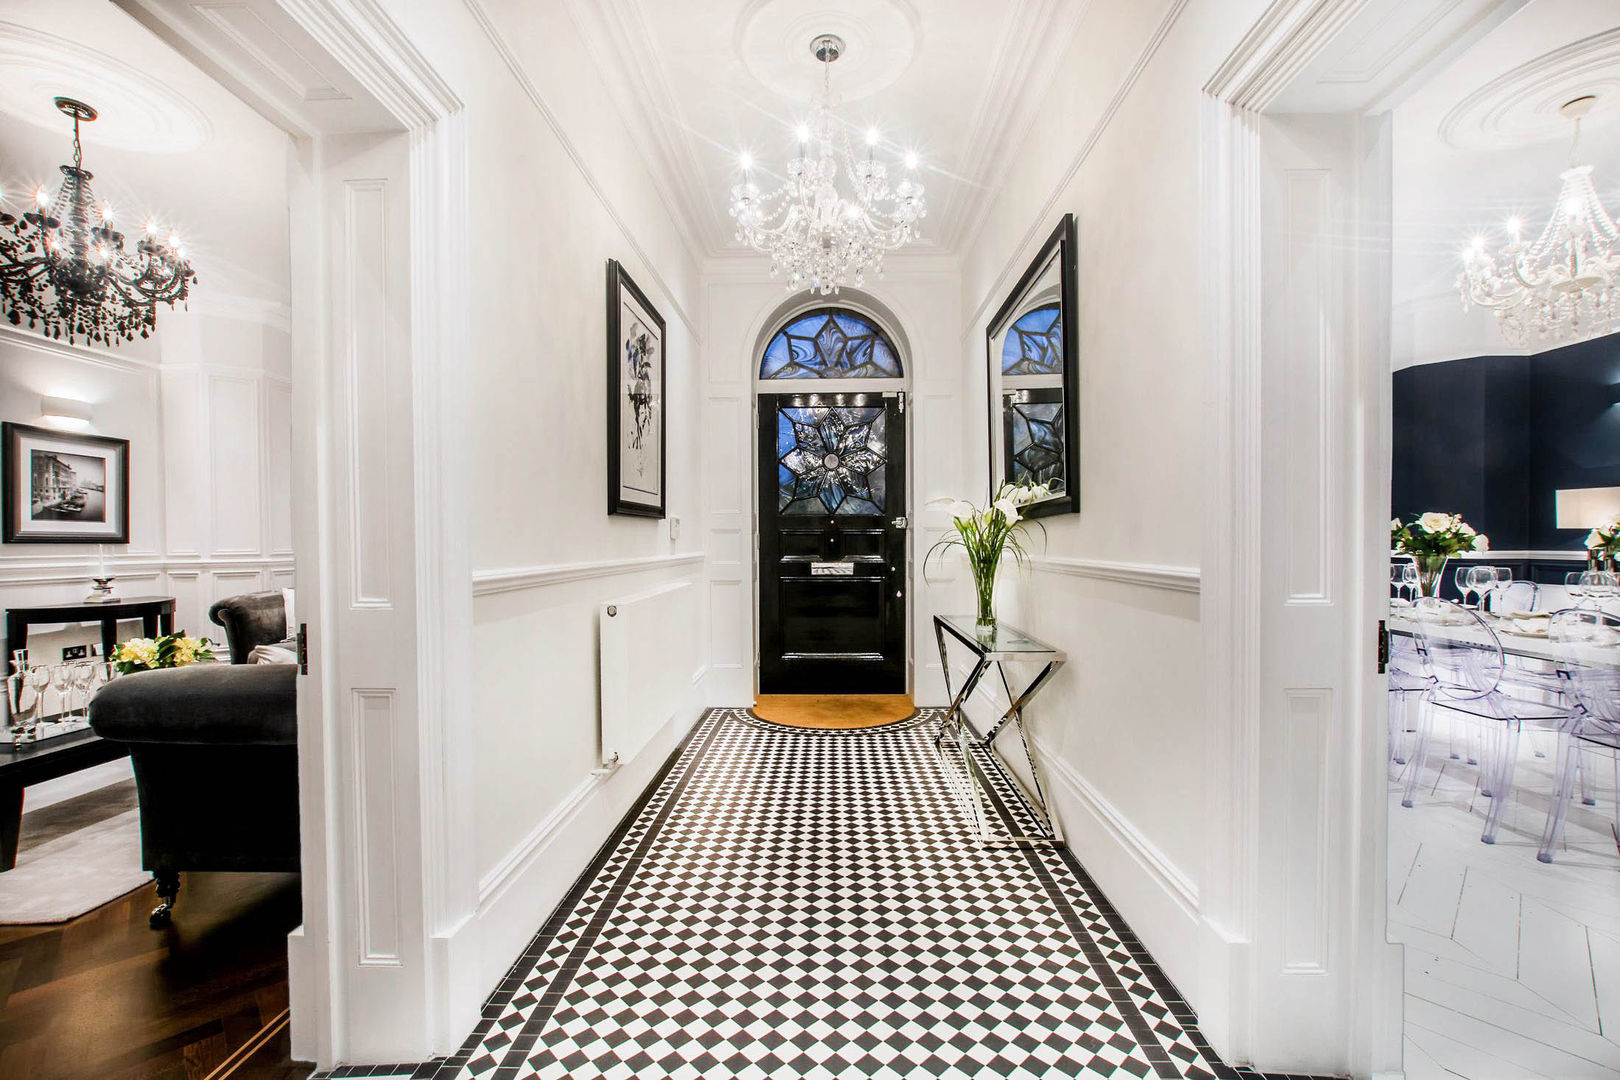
[1403,597,1568,844]
[1537,608,1620,863]
[1495,579,1538,614]
[1388,631,1432,767]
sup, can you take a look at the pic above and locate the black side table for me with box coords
[0,728,129,870]
[5,595,176,665]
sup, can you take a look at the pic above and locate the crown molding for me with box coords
[0,324,162,374]
[459,0,703,338]
[187,289,294,332]
[561,0,724,254]
[962,0,1191,336]
[938,0,1095,253]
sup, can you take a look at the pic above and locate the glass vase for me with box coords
[972,564,997,644]
[1412,554,1449,598]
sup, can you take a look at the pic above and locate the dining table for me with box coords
[1387,600,1620,671]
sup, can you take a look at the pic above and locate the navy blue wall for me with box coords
[1393,331,1620,563]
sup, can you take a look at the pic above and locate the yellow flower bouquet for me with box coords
[112,632,215,674]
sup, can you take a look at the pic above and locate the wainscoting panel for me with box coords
[209,374,265,557]
[1283,169,1332,606]
[1281,687,1332,973]
[351,687,402,966]
[266,380,295,556]
[343,178,394,611]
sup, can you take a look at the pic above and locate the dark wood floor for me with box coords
[0,786,312,1080]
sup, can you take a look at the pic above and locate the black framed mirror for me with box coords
[985,213,1078,518]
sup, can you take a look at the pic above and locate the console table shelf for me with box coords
[5,596,176,665]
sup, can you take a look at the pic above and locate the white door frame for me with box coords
[1199,1,1403,1075]
[270,0,476,1065]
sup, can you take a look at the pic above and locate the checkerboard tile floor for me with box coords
[318,708,1302,1080]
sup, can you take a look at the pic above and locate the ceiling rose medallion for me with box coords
[1457,95,1618,346]
[0,97,196,346]
[729,33,926,295]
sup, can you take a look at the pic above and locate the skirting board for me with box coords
[1031,734,1203,1000]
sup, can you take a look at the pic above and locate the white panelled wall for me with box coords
[0,311,294,660]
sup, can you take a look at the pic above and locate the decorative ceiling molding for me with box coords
[460,0,702,337]
[1316,0,1460,85]
[938,0,1094,253]
[559,0,1097,259]
[191,2,350,104]
[561,0,724,252]
[113,0,403,136]
[1439,26,1620,150]
[732,0,922,104]
[0,20,214,152]
[963,0,1191,337]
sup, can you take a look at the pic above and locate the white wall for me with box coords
[0,321,294,658]
[954,0,1261,1012]
[378,0,709,1002]
[700,256,966,707]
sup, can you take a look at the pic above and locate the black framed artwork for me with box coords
[2,423,130,543]
[606,259,667,518]
[985,213,1080,518]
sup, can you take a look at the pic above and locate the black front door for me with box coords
[759,392,907,693]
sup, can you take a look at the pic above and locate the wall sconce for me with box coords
[1609,382,1620,407]
[40,395,93,429]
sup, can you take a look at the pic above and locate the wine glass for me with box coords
[70,661,94,721]
[1469,567,1498,614]
[1458,566,1483,608]
[1389,562,1406,601]
[1492,566,1513,612]
[1568,571,1588,603]
[1402,562,1419,602]
[49,664,72,722]
[24,665,50,741]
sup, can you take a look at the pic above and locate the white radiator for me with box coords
[598,580,696,769]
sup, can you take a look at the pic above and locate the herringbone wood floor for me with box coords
[0,868,311,1080]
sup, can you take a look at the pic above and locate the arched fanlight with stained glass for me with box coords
[777,406,888,515]
[1001,304,1062,376]
[760,309,903,380]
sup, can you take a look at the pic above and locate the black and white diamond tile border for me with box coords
[318,709,1338,1080]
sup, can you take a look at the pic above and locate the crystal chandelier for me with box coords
[729,34,926,295]
[1458,95,1618,347]
[0,98,195,347]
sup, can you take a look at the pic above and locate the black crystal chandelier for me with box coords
[1,97,195,346]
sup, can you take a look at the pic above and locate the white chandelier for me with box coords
[729,34,926,295]
[1458,95,1619,347]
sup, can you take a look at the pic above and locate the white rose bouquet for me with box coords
[1391,511,1488,597]
[1586,514,1620,559]
[112,632,215,675]
[927,482,1051,639]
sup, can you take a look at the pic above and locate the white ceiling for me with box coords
[555,0,1092,257]
[1391,0,1620,365]
[0,0,293,308]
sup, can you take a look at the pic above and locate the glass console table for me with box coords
[932,615,1066,846]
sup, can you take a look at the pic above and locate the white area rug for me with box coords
[0,809,148,924]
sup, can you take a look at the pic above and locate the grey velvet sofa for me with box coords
[89,658,299,928]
